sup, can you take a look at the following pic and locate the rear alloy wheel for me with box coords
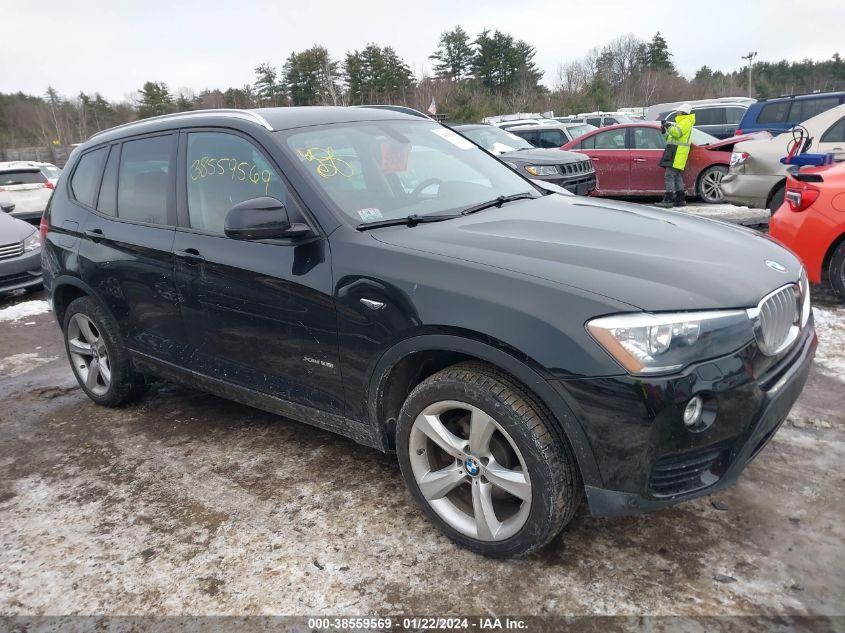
[396,362,581,558]
[829,240,845,302]
[63,296,146,406]
[698,165,727,203]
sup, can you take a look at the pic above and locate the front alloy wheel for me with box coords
[408,400,532,541]
[396,362,582,558]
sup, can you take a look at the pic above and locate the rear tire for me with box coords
[829,241,845,303]
[395,362,582,558]
[768,183,785,215]
[697,165,727,203]
[63,296,146,407]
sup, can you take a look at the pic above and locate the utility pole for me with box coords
[742,51,757,97]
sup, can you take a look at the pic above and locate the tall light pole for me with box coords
[742,51,757,97]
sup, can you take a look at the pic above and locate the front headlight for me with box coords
[23,230,41,252]
[525,165,558,177]
[587,310,754,375]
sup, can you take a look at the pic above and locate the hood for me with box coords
[0,209,37,242]
[501,148,589,164]
[371,195,801,312]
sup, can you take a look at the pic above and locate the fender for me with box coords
[367,333,603,488]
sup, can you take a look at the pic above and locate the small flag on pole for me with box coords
[427,97,437,115]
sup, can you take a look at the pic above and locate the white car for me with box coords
[722,104,845,211]
[0,162,55,222]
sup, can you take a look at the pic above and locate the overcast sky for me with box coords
[3,0,843,102]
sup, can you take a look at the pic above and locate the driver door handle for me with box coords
[175,248,204,263]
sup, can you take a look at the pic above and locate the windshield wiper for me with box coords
[461,192,536,216]
[357,213,461,231]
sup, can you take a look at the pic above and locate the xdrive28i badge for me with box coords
[765,259,788,273]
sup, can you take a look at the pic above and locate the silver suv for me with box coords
[0,162,55,222]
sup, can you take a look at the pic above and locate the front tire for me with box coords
[396,362,582,558]
[829,240,845,303]
[697,165,727,203]
[63,296,146,407]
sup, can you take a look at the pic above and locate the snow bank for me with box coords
[813,306,845,380]
[0,300,51,323]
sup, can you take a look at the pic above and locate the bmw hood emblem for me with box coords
[765,259,787,273]
[464,457,481,476]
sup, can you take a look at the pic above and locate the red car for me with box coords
[560,123,768,203]
[769,161,845,301]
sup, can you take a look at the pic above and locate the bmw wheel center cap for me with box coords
[465,457,481,476]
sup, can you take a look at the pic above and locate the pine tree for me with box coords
[646,32,674,72]
[137,81,175,119]
[430,26,475,80]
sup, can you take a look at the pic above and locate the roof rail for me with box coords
[89,109,273,139]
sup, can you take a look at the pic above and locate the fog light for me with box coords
[683,396,704,427]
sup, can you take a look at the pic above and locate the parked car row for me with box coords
[39,106,816,559]
[723,104,845,212]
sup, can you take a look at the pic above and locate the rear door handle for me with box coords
[84,228,104,242]
[633,158,647,163]
[175,248,204,263]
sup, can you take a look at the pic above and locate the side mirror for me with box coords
[0,202,14,213]
[224,197,312,240]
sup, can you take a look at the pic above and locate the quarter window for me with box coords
[756,101,790,125]
[70,148,108,207]
[97,145,119,216]
[117,135,173,224]
[186,132,293,234]
[725,107,746,124]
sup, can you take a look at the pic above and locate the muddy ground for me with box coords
[0,204,843,619]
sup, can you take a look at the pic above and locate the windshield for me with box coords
[459,126,535,154]
[691,128,719,146]
[568,124,596,139]
[280,120,537,225]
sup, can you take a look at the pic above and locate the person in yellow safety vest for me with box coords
[655,103,695,208]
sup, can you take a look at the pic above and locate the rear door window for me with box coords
[586,117,602,127]
[514,130,540,146]
[538,130,566,148]
[692,108,725,126]
[821,117,845,143]
[756,101,791,125]
[70,148,108,207]
[725,107,746,124]
[632,127,665,149]
[117,135,173,225]
[791,97,840,123]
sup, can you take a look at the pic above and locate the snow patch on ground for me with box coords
[813,306,845,380]
[0,300,51,323]
[0,353,56,377]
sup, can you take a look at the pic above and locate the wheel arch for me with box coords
[695,163,728,201]
[367,333,603,488]
[51,275,99,326]
[765,177,786,209]
[822,231,845,281]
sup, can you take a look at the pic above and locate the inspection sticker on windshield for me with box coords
[431,128,475,150]
[357,207,383,222]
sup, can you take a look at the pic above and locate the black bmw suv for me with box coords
[42,107,816,558]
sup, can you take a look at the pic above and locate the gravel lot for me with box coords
[0,202,843,619]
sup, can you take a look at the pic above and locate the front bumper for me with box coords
[0,248,43,293]
[554,321,816,517]
[535,172,597,196]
